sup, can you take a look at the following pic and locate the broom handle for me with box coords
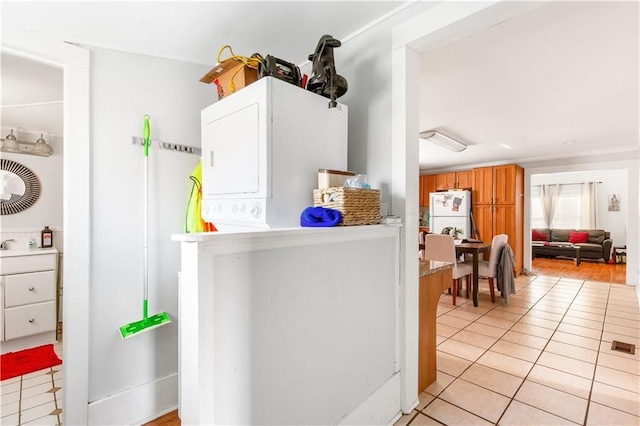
[143,115,150,320]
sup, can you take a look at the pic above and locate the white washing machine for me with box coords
[201,77,348,230]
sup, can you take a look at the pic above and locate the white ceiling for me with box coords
[2,1,638,170]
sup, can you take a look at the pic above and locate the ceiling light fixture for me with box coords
[419,130,467,152]
[1,129,54,157]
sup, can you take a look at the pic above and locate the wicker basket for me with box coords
[312,187,381,226]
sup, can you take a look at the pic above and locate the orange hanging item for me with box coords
[185,160,216,233]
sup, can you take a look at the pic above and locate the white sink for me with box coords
[0,248,58,258]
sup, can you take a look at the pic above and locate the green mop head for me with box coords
[119,300,171,340]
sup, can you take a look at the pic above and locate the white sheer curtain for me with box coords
[580,182,598,228]
[539,184,559,228]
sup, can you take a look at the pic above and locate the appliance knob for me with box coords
[217,204,223,212]
[240,204,246,214]
[232,204,238,214]
[250,203,261,218]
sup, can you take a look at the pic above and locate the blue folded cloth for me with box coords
[300,206,342,227]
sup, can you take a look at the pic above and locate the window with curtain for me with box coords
[531,184,588,229]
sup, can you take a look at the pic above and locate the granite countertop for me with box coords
[419,260,454,278]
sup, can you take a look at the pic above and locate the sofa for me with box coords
[532,228,612,262]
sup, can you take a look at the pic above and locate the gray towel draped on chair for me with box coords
[497,243,516,302]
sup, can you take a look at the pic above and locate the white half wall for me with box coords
[88,47,212,423]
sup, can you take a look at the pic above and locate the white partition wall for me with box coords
[175,225,401,425]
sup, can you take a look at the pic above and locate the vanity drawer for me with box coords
[4,301,56,340]
[4,271,56,308]
[0,253,57,275]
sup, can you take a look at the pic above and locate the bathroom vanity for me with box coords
[0,248,58,354]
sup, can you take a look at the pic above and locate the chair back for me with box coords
[425,234,456,263]
[487,234,508,277]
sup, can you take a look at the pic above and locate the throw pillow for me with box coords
[532,229,547,241]
[569,231,589,244]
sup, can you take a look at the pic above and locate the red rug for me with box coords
[1,344,62,381]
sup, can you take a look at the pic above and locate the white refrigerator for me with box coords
[429,190,472,239]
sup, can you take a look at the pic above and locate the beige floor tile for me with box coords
[425,370,455,397]
[464,322,508,339]
[435,324,459,338]
[605,315,640,329]
[552,331,600,350]
[595,365,640,393]
[544,340,598,363]
[604,323,640,338]
[606,309,640,322]
[562,315,604,331]
[22,373,54,389]
[415,391,436,411]
[485,309,523,322]
[476,351,534,378]
[586,402,640,425]
[493,304,530,315]
[436,352,472,378]
[476,315,516,330]
[21,391,57,411]
[22,368,52,381]
[435,335,446,346]
[19,401,57,424]
[510,322,555,339]
[445,309,483,322]
[422,398,493,425]
[439,378,510,423]
[0,400,19,417]
[606,304,640,315]
[23,414,60,425]
[450,329,497,349]
[556,323,603,340]
[407,413,440,425]
[1,389,20,406]
[526,364,593,399]
[0,413,19,426]
[537,351,595,379]
[490,340,541,363]
[570,303,607,316]
[591,381,640,416]
[526,308,564,322]
[0,376,21,386]
[437,339,487,362]
[499,400,579,425]
[0,381,20,396]
[501,330,548,350]
[20,382,54,400]
[459,364,523,398]
[518,315,560,330]
[514,380,588,424]
[393,410,418,426]
[597,352,640,375]
[437,315,472,330]
[565,309,605,322]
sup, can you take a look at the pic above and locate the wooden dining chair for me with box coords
[425,234,473,306]
[475,234,508,303]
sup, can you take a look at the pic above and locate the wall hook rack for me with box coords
[131,136,201,156]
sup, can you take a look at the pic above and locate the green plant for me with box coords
[451,227,463,239]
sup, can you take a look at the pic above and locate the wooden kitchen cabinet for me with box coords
[419,174,436,206]
[471,164,524,275]
[435,171,472,191]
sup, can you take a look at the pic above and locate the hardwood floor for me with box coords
[531,256,627,284]
[142,257,626,426]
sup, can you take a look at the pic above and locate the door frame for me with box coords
[2,26,90,424]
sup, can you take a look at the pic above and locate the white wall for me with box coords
[87,47,211,422]
[299,2,434,210]
[531,169,628,245]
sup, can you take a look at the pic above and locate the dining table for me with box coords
[455,241,492,307]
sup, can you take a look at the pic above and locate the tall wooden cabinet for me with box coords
[419,174,437,206]
[471,164,524,275]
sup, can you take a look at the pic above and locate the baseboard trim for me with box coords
[88,373,177,425]
[337,372,402,425]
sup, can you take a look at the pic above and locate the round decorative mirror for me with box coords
[1,159,41,215]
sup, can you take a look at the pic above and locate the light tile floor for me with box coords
[397,274,640,426]
[2,276,638,426]
[1,342,63,426]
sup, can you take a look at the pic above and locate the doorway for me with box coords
[2,26,91,424]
